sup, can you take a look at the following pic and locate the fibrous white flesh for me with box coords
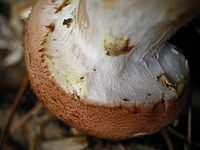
[45,0,192,106]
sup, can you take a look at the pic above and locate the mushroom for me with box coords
[25,0,199,140]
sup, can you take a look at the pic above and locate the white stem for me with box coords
[76,0,196,61]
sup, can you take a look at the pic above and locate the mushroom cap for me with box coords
[25,0,190,140]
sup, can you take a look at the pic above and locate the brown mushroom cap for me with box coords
[25,0,188,140]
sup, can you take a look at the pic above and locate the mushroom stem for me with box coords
[75,0,198,61]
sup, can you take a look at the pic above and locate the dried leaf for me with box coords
[41,137,88,150]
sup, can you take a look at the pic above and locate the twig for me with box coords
[168,127,186,142]
[187,101,192,144]
[161,130,174,150]
[0,76,29,150]
[10,104,42,134]
[27,111,49,150]
[118,143,128,150]
[185,99,192,150]
[168,127,200,148]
